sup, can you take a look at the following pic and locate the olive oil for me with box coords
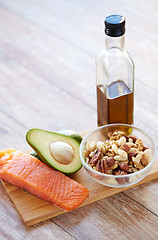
[97,80,133,126]
[96,15,134,128]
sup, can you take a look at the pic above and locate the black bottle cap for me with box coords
[104,15,125,37]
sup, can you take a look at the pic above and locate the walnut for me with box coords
[132,152,143,168]
[135,139,144,151]
[100,158,108,174]
[91,149,102,164]
[105,141,111,151]
[85,150,90,158]
[109,130,124,140]
[106,151,115,157]
[108,132,113,139]
[129,135,137,143]
[96,159,101,172]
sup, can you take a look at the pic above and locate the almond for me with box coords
[120,163,129,171]
[106,157,115,167]
[121,143,130,152]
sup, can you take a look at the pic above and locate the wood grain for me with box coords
[1,0,158,92]
[1,159,158,226]
[0,4,157,140]
[53,192,158,240]
[0,0,157,239]
[0,182,75,240]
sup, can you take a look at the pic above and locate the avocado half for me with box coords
[26,128,82,174]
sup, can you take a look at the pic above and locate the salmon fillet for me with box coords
[0,149,89,211]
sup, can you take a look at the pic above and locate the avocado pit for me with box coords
[49,141,74,165]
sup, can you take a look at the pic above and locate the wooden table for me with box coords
[0,0,158,239]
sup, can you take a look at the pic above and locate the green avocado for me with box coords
[30,150,41,160]
[26,128,82,174]
[58,130,83,143]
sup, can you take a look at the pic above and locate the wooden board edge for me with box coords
[27,168,158,226]
[1,162,158,226]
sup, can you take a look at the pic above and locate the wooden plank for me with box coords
[0,54,96,133]
[1,0,158,93]
[0,182,74,240]
[0,111,27,151]
[53,192,158,240]
[124,178,158,214]
[1,159,158,226]
[0,1,158,112]
[0,6,96,108]
[0,6,157,142]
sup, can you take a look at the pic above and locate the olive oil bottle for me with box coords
[96,15,134,127]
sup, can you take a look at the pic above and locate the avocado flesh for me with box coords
[26,128,82,174]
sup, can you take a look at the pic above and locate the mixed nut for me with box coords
[85,130,152,177]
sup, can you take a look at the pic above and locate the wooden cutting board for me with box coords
[1,128,158,226]
[1,160,158,226]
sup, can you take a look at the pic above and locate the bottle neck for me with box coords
[105,35,125,51]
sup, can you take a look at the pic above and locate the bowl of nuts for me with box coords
[79,124,157,188]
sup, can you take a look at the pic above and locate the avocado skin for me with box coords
[30,150,42,161]
[70,134,82,144]
[26,128,82,174]
[58,130,83,144]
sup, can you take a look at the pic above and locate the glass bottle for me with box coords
[96,15,134,127]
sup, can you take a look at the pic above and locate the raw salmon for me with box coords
[0,149,89,211]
